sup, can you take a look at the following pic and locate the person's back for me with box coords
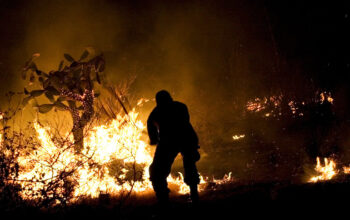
[148,101,198,148]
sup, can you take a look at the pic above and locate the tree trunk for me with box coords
[73,127,84,153]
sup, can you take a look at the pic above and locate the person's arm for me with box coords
[183,104,190,123]
[183,104,199,146]
[147,110,159,145]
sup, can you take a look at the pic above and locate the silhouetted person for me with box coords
[147,90,200,205]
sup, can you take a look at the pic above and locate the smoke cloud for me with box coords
[0,0,343,181]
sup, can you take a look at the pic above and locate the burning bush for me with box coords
[0,93,31,210]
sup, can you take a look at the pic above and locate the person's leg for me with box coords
[189,184,199,204]
[182,154,200,204]
[149,145,178,204]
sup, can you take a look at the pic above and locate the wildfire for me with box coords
[232,134,245,141]
[320,92,333,104]
[308,157,338,183]
[246,92,334,117]
[136,98,150,106]
[343,166,350,174]
[246,97,268,112]
[14,108,233,203]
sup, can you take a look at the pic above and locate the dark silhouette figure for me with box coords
[147,90,200,205]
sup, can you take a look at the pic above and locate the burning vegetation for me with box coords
[0,0,345,217]
[0,52,235,208]
[1,57,349,209]
[1,60,349,210]
[308,157,350,183]
[308,157,338,183]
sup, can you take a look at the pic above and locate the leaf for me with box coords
[35,69,42,75]
[79,50,89,61]
[77,105,84,110]
[44,91,55,102]
[46,86,60,95]
[30,99,39,107]
[64,53,75,62]
[67,100,76,108]
[54,101,68,111]
[73,69,81,79]
[29,62,37,71]
[57,96,67,102]
[30,90,45,97]
[85,47,95,56]
[70,61,79,68]
[49,76,62,90]
[38,104,54,114]
[43,79,50,89]
[42,72,49,77]
[80,80,88,89]
[96,72,101,84]
[58,60,64,71]
[96,59,105,72]
[22,96,32,106]
[29,72,35,84]
[94,91,100,97]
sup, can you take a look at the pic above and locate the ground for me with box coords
[4,176,350,219]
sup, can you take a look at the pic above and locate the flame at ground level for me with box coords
[308,157,350,183]
[308,157,338,183]
[13,109,233,203]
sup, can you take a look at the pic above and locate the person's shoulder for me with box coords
[172,101,188,112]
[173,101,187,108]
[148,106,159,118]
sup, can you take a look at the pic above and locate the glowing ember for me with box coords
[136,98,150,106]
[309,157,338,183]
[320,92,333,104]
[246,98,267,112]
[246,92,334,117]
[232,134,245,140]
[288,101,297,115]
[343,166,350,174]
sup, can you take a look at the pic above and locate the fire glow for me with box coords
[245,92,333,117]
[308,157,350,183]
[232,134,245,141]
[309,157,338,183]
[5,108,233,203]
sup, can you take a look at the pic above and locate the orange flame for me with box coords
[308,157,338,183]
[14,108,233,202]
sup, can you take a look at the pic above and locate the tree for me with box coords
[22,51,105,152]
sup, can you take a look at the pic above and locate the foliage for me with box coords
[21,51,105,151]
[0,93,29,211]
[0,52,145,210]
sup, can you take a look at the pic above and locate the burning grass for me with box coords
[308,157,350,183]
[308,157,338,182]
[0,106,234,207]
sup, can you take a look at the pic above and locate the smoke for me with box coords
[0,0,343,181]
[1,2,274,125]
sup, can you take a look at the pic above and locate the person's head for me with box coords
[156,90,173,106]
